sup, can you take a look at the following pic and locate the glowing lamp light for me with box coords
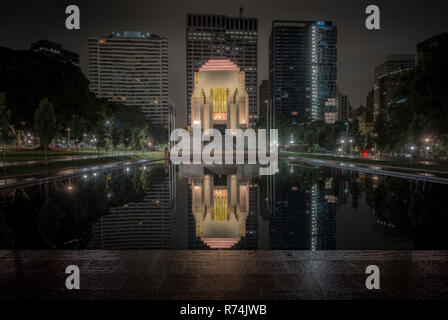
[362,152,368,157]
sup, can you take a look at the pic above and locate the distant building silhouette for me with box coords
[259,80,269,120]
[417,32,448,64]
[338,92,352,122]
[373,55,415,119]
[30,39,79,66]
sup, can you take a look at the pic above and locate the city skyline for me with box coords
[2,0,448,127]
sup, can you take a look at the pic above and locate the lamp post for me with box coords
[410,146,415,166]
[349,139,353,157]
[340,140,345,156]
[66,128,71,150]
[424,138,431,160]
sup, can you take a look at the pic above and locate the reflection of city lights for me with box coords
[83,175,87,178]
[93,173,97,176]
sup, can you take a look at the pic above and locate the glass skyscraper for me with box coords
[269,21,337,125]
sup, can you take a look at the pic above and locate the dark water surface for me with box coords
[1,161,447,250]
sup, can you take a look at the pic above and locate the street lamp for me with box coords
[66,128,71,149]
[410,146,416,165]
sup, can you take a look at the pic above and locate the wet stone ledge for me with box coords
[0,250,447,300]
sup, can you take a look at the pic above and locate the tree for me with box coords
[146,121,168,146]
[0,93,11,146]
[70,115,86,148]
[132,127,147,152]
[94,122,107,153]
[110,121,121,153]
[0,47,126,147]
[122,125,132,155]
[374,34,448,155]
[34,98,58,165]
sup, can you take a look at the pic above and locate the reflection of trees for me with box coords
[0,210,14,248]
[37,198,60,246]
[373,177,448,248]
[0,165,167,248]
[349,177,361,210]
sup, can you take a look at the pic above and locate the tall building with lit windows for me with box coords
[88,31,169,127]
[373,55,414,119]
[269,21,337,125]
[186,13,258,126]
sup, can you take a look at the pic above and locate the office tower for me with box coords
[373,55,415,118]
[417,32,448,64]
[269,21,337,125]
[259,80,269,120]
[186,13,258,126]
[338,92,352,122]
[353,105,367,121]
[324,98,338,124]
[88,31,169,127]
[30,39,80,66]
[366,89,374,123]
[356,104,375,136]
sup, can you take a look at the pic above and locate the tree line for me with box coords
[0,46,168,163]
[374,34,448,158]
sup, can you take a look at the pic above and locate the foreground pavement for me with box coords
[0,250,447,300]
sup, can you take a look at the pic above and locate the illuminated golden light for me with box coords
[213,189,228,222]
[213,88,227,121]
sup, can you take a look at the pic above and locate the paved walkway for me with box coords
[0,157,166,190]
[288,156,448,185]
[0,250,446,300]
[2,152,139,167]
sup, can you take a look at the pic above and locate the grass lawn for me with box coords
[281,152,448,172]
[0,152,165,176]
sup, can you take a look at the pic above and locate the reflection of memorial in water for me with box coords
[179,164,263,249]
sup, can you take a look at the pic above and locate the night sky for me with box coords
[1,0,447,126]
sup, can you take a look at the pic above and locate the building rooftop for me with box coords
[375,54,415,68]
[199,59,239,71]
[103,31,163,39]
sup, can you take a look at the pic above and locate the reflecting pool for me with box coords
[1,161,447,250]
